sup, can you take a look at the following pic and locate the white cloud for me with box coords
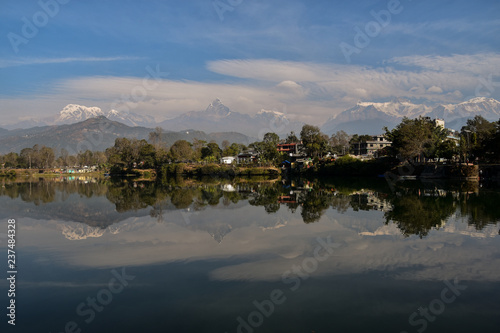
[276,80,306,96]
[0,56,142,69]
[427,86,443,94]
[2,53,500,126]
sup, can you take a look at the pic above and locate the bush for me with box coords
[0,170,17,178]
[314,155,391,176]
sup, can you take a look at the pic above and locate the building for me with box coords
[237,151,258,164]
[277,142,306,160]
[351,135,392,157]
[434,118,445,129]
[220,156,236,164]
[277,142,301,154]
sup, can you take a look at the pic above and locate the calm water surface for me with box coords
[1,177,499,333]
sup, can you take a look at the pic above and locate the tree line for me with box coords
[385,115,500,163]
[2,116,499,171]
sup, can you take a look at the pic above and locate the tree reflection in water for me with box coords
[2,177,500,238]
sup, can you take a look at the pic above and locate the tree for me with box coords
[300,124,328,158]
[20,147,34,168]
[39,146,55,168]
[263,132,280,145]
[250,140,280,163]
[1,152,19,168]
[192,139,207,161]
[221,140,230,151]
[201,142,222,161]
[349,134,373,143]
[435,139,457,160]
[138,142,156,168]
[461,115,497,162]
[285,131,299,144]
[385,117,447,161]
[223,142,240,157]
[329,130,351,155]
[148,127,164,149]
[78,150,94,166]
[59,148,70,167]
[169,140,194,161]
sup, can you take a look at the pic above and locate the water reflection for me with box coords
[2,177,500,333]
[2,177,499,239]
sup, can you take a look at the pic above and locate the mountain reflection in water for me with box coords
[1,177,499,240]
[2,176,500,333]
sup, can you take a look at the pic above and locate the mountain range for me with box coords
[2,97,500,151]
[0,116,255,154]
[322,97,500,135]
[4,99,304,138]
[159,98,304,137]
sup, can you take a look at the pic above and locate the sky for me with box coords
[0,0,500,126]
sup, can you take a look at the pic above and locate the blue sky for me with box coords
[1,0,499,125]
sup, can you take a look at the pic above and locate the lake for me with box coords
[1,176,499,333]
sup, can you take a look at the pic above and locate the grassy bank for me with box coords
[157,163,280,180]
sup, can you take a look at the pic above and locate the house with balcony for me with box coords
[277,142,306,161]
[351,135,392,157]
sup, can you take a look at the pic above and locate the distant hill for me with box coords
[0,117,256,154]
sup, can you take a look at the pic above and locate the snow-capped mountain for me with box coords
[428,97,500,121]
[160,99,303,137]
[322,97,500,135]
[60,223,107,240]
[105,109,156,127]
[6,104,157,129]
[54,104,105,124]
[205,98,232,117]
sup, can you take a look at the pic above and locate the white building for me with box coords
[220,156,236,164]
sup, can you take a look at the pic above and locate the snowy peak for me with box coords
[60,223,106,240]
[338,99,430,122]
[256,109,286,118]
[56,104,105,124]
[105,109,156,127]
[159,99,303,137]
[205,98,231,117]
[52,104,156,127]
[460,97,500,105]
[430,97,500,120]
[322,97,500,135]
